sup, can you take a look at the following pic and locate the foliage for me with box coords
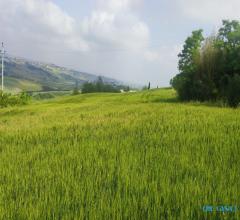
[142,85,148,91]
[0,89,239,219]
[82,76,120,94]
[122,86,130,92]
[0,91,31,107]
[226,74,240,107]
[72,88,80,95]
[171,29,205,101]
[171,20,240,107]
[72,81,80,95]
[178,29,204,75]
[148,82,151,90]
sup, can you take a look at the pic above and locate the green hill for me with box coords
[3,56,122,92]
[0,89,239,219]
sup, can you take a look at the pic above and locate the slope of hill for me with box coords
[0,89,239,219]
[3,56,122,92]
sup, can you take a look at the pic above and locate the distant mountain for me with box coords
[3,56,123,93]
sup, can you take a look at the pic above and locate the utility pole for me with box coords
[1,42,5,92]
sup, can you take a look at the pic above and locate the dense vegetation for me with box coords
[0,89,239,219]
[81,77,121,94]
[0,91,30,107]
[171,20,240,107]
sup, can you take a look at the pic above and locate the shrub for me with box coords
[0,92,31,108]
[72,87,80,95]
[226,74,240,108]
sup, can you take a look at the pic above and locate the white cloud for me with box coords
[0,0,89,51]
[0,0,156,57]
[0,0,171,86]
[82,0,151,54]
[97,0,143,13]
[178,0,240,23]
[144,51,161,62]
[23,0,74,35]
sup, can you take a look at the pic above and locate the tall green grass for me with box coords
[0,89,239,219]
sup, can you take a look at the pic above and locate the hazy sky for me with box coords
[0,0,240,86]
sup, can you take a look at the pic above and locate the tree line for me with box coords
[73,77,124,94]
[171,20,240,107]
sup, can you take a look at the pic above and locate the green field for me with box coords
[0,89,239,219]
[4,77,42,93]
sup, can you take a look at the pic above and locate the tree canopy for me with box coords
[171,20,240,107]
[81,77,121,94]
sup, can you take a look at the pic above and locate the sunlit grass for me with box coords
[4,77,42,93]
[0,89,239,219]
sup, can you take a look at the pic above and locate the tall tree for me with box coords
[148,82,151,90]
[171,30,204,100]
[171,20,240,107]
[178,29,204,75]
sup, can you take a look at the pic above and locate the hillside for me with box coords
[3,56,122,93]
[0,89,239,219]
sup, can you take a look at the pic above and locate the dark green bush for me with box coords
[72,87,80,95]
[0,92,31,108]
[226,74,240,108]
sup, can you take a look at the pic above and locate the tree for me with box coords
[72,81,80,95]
[197,36,219,100]
[72,88,80,95]
[96,76,104,92]
[81,82,95,93]
[171,30,204,101]
[123,86,130,92]
[178,29,204,74]
[171,20,240,107]
[216,20,240,94]
[148,82,151,90]
[81,77,120,94]
[226,74,240,108]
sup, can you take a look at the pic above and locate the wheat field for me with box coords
[0,89,239,219]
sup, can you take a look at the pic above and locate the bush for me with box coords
[0,92,31,108]
[72,87,80,95]
[226,74,240,108]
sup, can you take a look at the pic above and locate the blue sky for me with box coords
[0,0,239,86]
